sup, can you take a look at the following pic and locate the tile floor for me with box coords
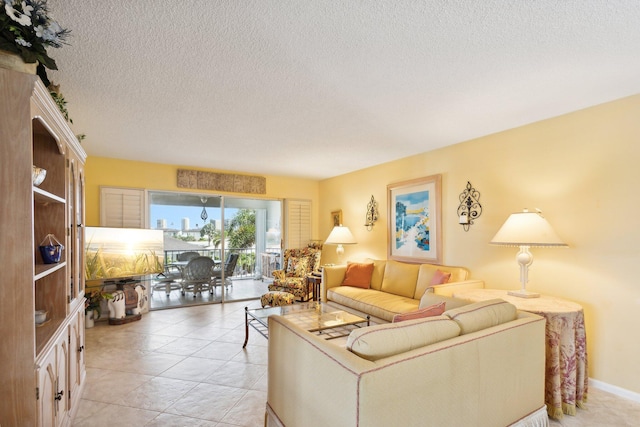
[148,277,271,310]
[73,301,640,426]
[73,300,267,427]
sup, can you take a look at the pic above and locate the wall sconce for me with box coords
[457,181,482,231]
[364,195,379,231]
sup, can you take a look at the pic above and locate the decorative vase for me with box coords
[0,49,37,74]
[85,311,95,329]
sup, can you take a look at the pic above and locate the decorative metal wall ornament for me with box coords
[200,196,208,221]
[364,195,379,231]
[457,181,482,232]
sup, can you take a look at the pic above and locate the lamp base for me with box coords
[508,289,540,298]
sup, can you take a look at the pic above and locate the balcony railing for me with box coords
[163,248,281,279]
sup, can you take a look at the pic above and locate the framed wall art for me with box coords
[387,174,442,264]
[331,209,343,227]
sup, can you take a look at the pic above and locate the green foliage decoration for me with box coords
[0,0,70,85]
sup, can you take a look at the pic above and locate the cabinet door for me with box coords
[37,350,56,427]
[67,307,85,413]
[36,333,69,427]
[67,154,85,305]
[56,335,69,427]
[77,164,86,299]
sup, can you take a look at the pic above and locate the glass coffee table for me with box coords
[243,302,370,348]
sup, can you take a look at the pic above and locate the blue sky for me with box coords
[150,206,238,230]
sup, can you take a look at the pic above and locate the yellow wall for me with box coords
[85,95,640,395]
[84,158,321,239]
[319,94,640,394]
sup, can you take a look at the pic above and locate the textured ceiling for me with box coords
[47,1,640,180]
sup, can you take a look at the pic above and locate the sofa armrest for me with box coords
[321,265,347,301]
[431,279,484,297]
[267,315,373,427]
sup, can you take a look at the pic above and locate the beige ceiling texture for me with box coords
[48,1,640,180]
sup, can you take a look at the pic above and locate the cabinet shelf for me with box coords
[34,261,67,281]
[35,317,65,356]
[34,186,65,204]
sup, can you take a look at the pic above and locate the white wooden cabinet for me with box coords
[0,67,86,426]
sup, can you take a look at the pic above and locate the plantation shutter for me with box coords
[284,199,311,249]
[100,187,147,228]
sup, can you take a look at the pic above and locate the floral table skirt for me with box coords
[543,309,588,419]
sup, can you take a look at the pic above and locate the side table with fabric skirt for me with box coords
[453,288,588,420]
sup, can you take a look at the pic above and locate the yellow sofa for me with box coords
[265,299,548,427]
[322,259,485,322]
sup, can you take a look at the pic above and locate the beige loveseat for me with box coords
[266,299,548,427]
[322,259,485,322]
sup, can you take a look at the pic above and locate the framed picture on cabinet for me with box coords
[387,174,442,264]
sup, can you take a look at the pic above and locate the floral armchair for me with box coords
[268,246,322,301]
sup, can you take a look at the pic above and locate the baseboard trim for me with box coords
[590,378,640,403]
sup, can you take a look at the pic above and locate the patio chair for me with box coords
[158,250,201,280]
[178,251,200,261]
[212,253,240,290]
[152,253,199,296]
[180,256,217,297]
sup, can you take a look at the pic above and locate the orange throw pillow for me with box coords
[392,302,446,323]
[341,262,374,289]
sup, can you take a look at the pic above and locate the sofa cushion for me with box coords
[392,301,445,323]
[328,286,419,322]
[341,262,374,289]
[346,315,461,361]
[368,258,387,291]
[380,260,419,298]
[444,299,517,334]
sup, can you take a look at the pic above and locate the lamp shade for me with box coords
[490,210,567,247]
[324,225,357,245]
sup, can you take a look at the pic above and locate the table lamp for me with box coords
[324,225,357,263]
[490,209,567,298]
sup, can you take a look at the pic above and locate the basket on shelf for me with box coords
[39,234,64,264]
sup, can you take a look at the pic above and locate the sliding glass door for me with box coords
[148,191,281,309]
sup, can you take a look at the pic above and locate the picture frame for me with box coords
[387,174,442,264]
[331,209,343,227]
